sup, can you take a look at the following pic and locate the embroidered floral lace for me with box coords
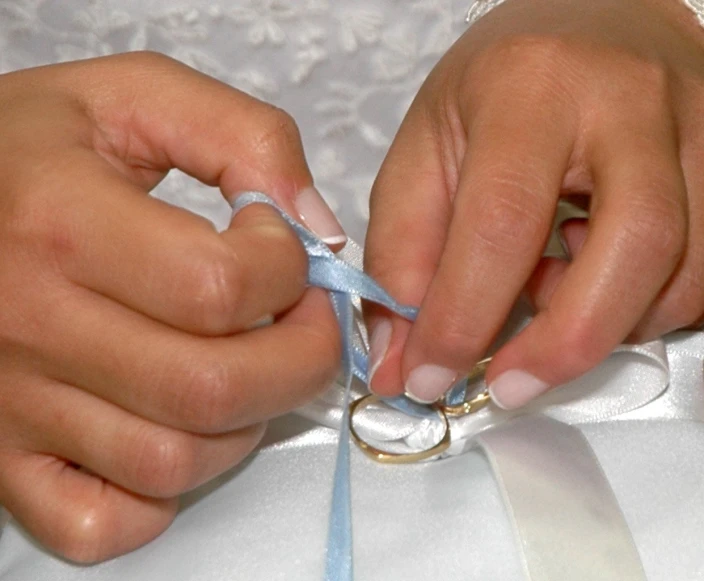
[0,0,702,241]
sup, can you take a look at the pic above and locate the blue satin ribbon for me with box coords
[231,192,447,581]
[230,192,650,581]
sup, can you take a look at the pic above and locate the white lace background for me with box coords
[0,0,496,242]
[1,1,702,241]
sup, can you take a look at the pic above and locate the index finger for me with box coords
[16,51,345,243]
[400,94,577,402]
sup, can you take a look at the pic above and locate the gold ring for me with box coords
[349,395,450,464]
[440,389,491,417]
[440,357,492,417]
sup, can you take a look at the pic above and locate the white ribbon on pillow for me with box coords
[297,332,699,580]
[293,240,704,581]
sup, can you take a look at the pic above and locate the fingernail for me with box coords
[367,319,392,392]
[405,364,457,404]
[488,370,550,410]
[295,186,347,245]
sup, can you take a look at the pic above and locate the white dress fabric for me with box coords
[2,1,704,580]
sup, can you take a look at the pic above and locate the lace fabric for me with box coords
[1,1,704,577]
[0,0,479,242]
[1,0,702,242]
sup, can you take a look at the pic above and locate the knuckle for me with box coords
[468,34,575,94]
[133,427,197,497]
[4,160,93,276]
[117,50,178,72]
[4,188,75,278]
[606,61,671,122]
[43,214,83,275]
[629,59,670,105]
[251,106,302,158]
[424,320,483,369]
[492,34,571,68]
[585,50,670,114]
[188,244,244,333]
[619,194,686,267]
[473,179,549,254]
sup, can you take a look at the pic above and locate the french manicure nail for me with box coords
[405,364,457,404]
[367,319,392,392]
[295,186,347,245]
[488,370,550,410]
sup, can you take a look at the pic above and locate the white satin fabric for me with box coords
[1,306,704,579]
[476,416,647,581]
[2,1,704,579]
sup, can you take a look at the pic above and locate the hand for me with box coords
[364,0,704,407]
[0,52,342,562]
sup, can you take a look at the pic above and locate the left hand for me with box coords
[364,0,704,408]
[0,53,342,562]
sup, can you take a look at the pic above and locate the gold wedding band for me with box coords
[349,357,493,464]
[440,357,492,417]
[349,394,451,464]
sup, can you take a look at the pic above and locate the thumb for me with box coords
[43,51,346,244]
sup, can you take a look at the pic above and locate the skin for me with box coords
[3,0,704,563]
[0,52,341,562]
[364,0,704,407]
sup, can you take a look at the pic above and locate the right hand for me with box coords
[0,52,343,562]
[364,0,704,408]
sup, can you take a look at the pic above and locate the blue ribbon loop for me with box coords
[231,192,452,581]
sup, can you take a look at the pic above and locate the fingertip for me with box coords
[367,317,392,391]
[230,199,307,263]
[487,369,550,410]
[228,196,294,234]
[367,317,410,396]
[294,186,347,246]
[1,454,177,563]
[230,187,346,254]
[486,300,619,410]
[404,363,457,404]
